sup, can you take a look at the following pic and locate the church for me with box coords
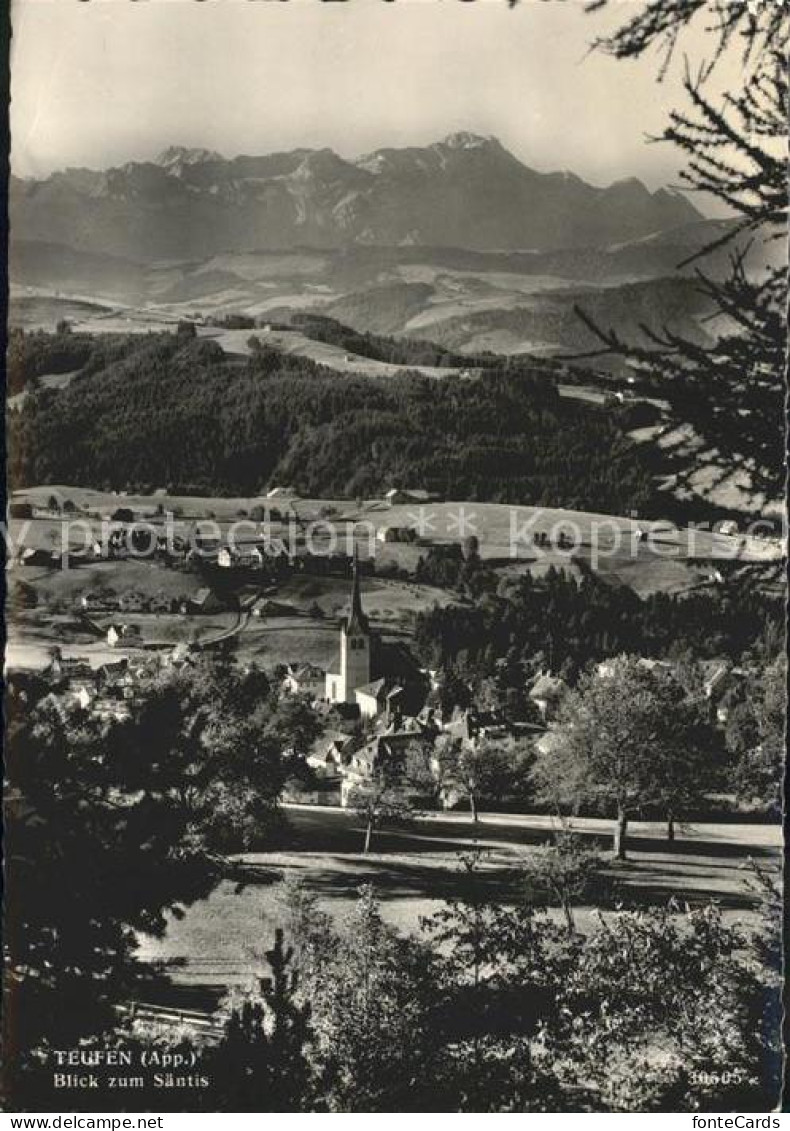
[324,555,405,720]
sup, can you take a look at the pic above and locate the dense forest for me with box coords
[9,331,658,512]
[6,326,96,396]
[287,312,479,368]
[415,567,784,677]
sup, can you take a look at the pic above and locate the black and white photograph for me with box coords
[2,0,787,1116]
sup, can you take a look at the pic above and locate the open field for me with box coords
[200,326,464,379]
[12,486,781,562]
[137,806,782,998]
[8,487,784,656]
[8,292,120,328]
[7,369,83,412]
[275,573,455,620]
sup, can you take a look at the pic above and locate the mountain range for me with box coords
[10,133,701,261]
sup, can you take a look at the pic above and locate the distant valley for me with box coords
[11,227,757,365]
[11,134,778,364]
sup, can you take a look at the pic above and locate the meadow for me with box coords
[136,806,782,1003]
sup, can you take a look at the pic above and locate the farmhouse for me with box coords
[20,547,56,568]
[283,662,326,699]
[107,623,143,647]
[149,593,175,614]
[528,673,568,719]
[72,684,94,711]
[383,487,437,507]
[164,642,196,668]
[376,525,418,544]
[218,545,264,569]
[187,588,225,614]
[119,592,148,613]
[307,731,356,778]
[339,731,428,807]
[252,597,295,618]
[79,592,118,613]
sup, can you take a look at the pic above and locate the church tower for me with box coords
[325,551,371,704]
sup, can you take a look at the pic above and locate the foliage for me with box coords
[415,566,783,679]
[117,657,293,853]
[1,654,322,1105]
[728,655,786,813]
[2,695,219,1102]
[532,655,721,856]
[345,741,429,852]
[521,829,605,933]
[573,0,788,506]
[288,312,473,368]
[284,884,444,1111]
[207,929,318,1111]
[435,735,534,819]
[539,903,781,1111]
[6,327,94,396]
[9,331,659,513]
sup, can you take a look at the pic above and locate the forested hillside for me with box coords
[9,332,657,511]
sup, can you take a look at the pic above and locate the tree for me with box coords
[533,656,716,858]
[422,851,567,1111]
[461,534,480,561]
[638,668,723,840]
[521,829,604,935]
[541,902,781,1111]
[437,669,473,715]
[346,742,426,853]
[299,886,442,1112]
[208,929,318,1111]
[2,695,220,1105]
[573,0,788,507]
[2,652,313,1104]
[263,693,323,760]
[730,655,785,813]
[119,658,289,853]
[438,736,533,821]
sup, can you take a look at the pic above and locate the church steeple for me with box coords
[345,548,369,636]
[324,548,372,706]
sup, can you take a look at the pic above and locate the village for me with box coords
[7,480,769,819]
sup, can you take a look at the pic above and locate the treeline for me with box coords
[415,567,784,675]
[6,326,154,397]
[6,326,95,396]
[288,312,477,368]
[200,873,780,1113]
[9,332,657,513]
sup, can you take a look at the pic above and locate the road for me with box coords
[281,802,782,851]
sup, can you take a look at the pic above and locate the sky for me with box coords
[10,0,740,202]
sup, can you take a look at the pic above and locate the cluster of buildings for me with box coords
[8,640,200,725]
[283,558,547,807]
[79,587,229,619]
